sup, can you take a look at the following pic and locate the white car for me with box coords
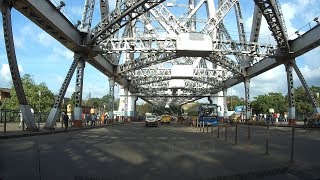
[145,115,158,127]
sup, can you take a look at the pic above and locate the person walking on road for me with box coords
[63,112,69,130]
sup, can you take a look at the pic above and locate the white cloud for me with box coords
[0,63,24,88]
[37,32,56,47]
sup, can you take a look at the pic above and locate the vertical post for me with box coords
[235,123,238,145]
[223,89,228,121]
[244,77,251,122]
[4,111,7,133]
[217,125,220,138]
[22,119,25,131]
[290,126,295,163]
[248,125,251,142]
[109,77,115,123]
[74,57,86,127]
[124,87,128,122]
[265,125,269,155]
[38,91,41,128]
[286,62,296,125]
[225,125,228,141]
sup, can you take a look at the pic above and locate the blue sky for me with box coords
[0,0,319,101]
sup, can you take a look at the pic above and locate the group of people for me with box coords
[255,113,288,124]
[84,113,99,126]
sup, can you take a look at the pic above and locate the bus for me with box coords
[198,104,221,126]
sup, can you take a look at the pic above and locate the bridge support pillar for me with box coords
[223,89,228,121]
[124,87,128,122]
[44,56,78,129]
[286,62,296,125]
[292,61,320,113]
[1,2,38,131]
[73,57,86,127]
[108,78,115,123]
[119,87,136,122]
[244,77,251,122]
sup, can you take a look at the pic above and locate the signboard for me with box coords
[235,106,245,112]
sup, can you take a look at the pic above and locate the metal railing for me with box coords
[0,109,50,133]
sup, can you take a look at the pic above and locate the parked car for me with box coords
[145,115,158,127]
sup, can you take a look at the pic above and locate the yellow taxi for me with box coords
[160,114,172,123]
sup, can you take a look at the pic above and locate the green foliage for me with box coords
[136,103,152,115]
[227,96,245,111]
[1,74,54,112]
[294,86,318,117]
[251,92,287,114]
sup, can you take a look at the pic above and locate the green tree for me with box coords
[227,96,245,111]
[251,92,287,114]
[1,74,54,112]
[293,86,315,118]
[136,103,152,115]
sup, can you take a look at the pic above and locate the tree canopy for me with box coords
[1,74,54,112]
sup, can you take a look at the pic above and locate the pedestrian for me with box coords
[18,111,23,128]
[85,113,90,126]
[63,112,69,130]
[60,112,64,127]
[91,113,96,126]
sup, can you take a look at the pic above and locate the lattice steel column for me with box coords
[73,56,86,127]
[124,87,128,122]
[208,96,212,104]
[44,56,79,129]
[292,61,320,113]
[286,62,296,125]
[108,77,115,122]
[1,2,38,131]
[134,96,138,115]
[244,77,251,121]
[223,89,228,120]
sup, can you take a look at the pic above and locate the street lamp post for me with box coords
[38,90,41,128]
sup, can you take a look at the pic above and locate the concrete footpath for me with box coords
[0,122,116,139]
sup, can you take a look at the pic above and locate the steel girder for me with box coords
[79,0,96,33]
[254,0,290,54]
[292,61,320,113]
[145,3,188,35]
[1,1,38,130]
[94,37,275,57]
[200,0,238,35]
[12,0,82,52]
[44,56,79,129]
[117,52,178,74]
[289,24,320,57]
[100,0,110,19]
[88,0,165,46]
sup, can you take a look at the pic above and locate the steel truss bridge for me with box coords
[0,0,319,130]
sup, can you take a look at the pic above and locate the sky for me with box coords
[0,0,319,103]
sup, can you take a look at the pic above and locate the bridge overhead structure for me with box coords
[1,0,320,130]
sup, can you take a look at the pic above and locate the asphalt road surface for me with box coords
[1,122,319,180]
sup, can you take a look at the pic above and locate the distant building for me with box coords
[0,88,11,105]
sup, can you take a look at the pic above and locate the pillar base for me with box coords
[43,127,55,130]
[288,119,296,126]
[73,120,83,127]
[25,128,39,132]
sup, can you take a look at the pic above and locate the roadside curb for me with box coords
[0,124,112,139]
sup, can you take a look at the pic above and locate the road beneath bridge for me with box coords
[1,122,319,180]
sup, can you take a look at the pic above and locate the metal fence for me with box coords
[0,109,51,132]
